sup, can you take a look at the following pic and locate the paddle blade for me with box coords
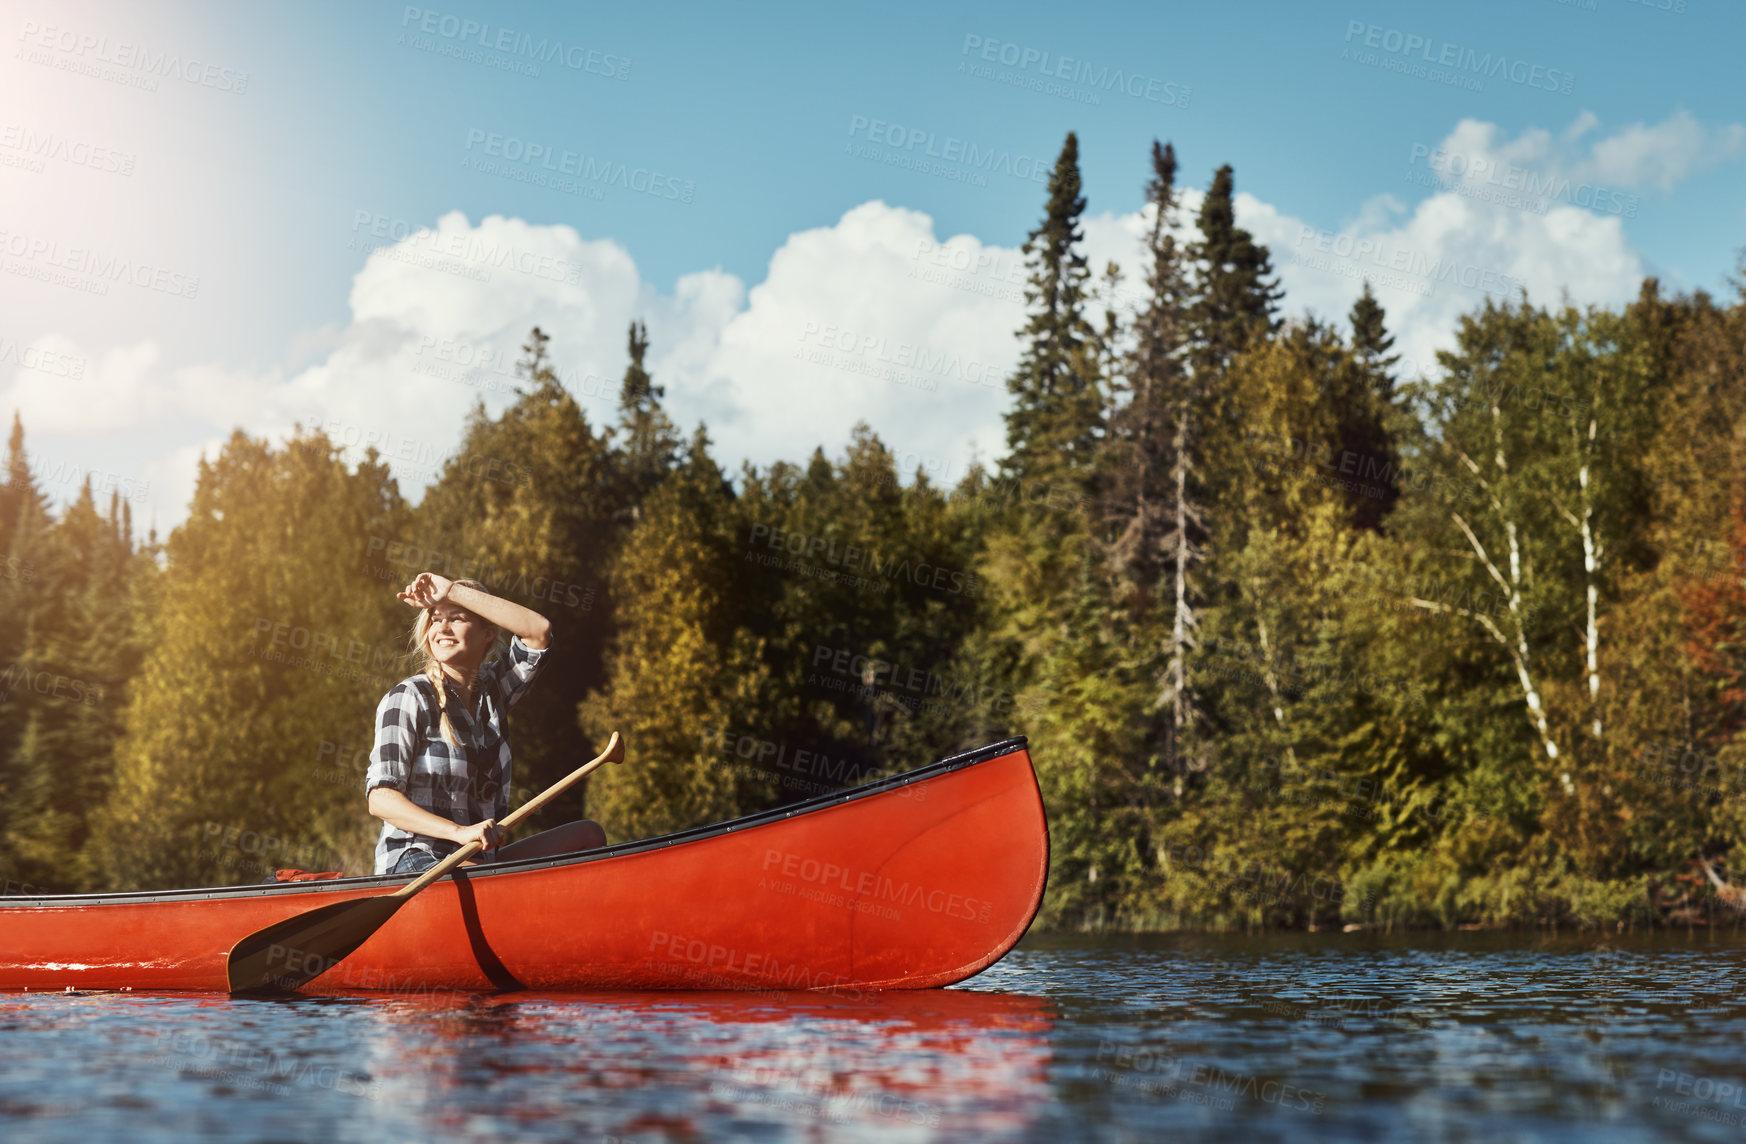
[227,895,406,993]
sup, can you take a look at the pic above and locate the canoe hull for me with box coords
[0,739,1046,993]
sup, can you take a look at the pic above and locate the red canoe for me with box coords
[0,738,1047,993]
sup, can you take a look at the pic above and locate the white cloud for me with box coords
[702,200,1020,483]
[9,109,1731,530]
[1586,110,1746,192]
[1245,111,1746,379]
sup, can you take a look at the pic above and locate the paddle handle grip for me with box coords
[499,730,624,832]
[394,730,624,898]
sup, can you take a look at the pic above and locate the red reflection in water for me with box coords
[345,987,1055,1137]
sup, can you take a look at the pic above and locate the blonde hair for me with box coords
[409,578,504,746]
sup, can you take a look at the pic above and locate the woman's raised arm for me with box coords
[399,572,553,649]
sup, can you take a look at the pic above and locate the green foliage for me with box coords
[413,326,623,826]
[1003,132,1106,493]
[92,429,407,890]
[579,429,773,840]
[4,149,1745,939]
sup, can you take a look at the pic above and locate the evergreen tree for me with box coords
[1003,131,1105,493]
[730,424,992,795]
[1107,141,1190,592]
[613,319,681,517]
[1188,164,1282,380]
[0,416,48,766]
[0,482,152,891]
[92,430,407,889]
[414,327,620,827]
[1349,280,1401,401]
[0,414,48,561]
[1107,140,1209,794]
[579,428,778,840]
[1328,283,1402,531]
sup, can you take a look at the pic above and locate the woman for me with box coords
[365,572,608,876]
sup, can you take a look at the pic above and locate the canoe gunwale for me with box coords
[2,736,1033,908]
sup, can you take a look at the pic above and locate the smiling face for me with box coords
[423,602,493,674]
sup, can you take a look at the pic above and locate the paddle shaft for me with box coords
[394,730,624,899]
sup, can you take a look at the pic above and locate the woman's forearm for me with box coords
[368,786,463,842]
[445,581,553,649]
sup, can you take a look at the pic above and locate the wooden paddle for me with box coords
[226,730,625,993]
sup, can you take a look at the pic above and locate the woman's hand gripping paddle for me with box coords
[226,731,625,993]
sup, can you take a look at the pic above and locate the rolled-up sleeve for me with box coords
[493,633,552,710]
[365,683,422,795]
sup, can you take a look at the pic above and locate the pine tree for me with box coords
[1107,141,1208,794]
[0,416,48,763]
[0,481,152,891]
[414,327,621,826]
[1188,164,1283,380]
[579,428,777,840]
[1349,280,1401,401]
[729,424,992,793]
[1003,131,1105,493]
[91,430,408,889]
[1331,282,1403,531]
[1107,141,1189,591]
[614,319,680,517]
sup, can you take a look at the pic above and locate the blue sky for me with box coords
[2,0,1741,527]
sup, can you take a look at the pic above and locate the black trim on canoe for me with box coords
[1,737,1032,907]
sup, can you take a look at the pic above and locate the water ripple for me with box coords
[6,932,1746,1142]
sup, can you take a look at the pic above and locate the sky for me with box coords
[1,0,1742,533]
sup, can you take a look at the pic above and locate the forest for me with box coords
[4,132,1746,932]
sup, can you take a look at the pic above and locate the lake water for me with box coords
[5,930,1746,1142]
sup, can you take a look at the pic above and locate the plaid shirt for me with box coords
[365,634,551,875]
